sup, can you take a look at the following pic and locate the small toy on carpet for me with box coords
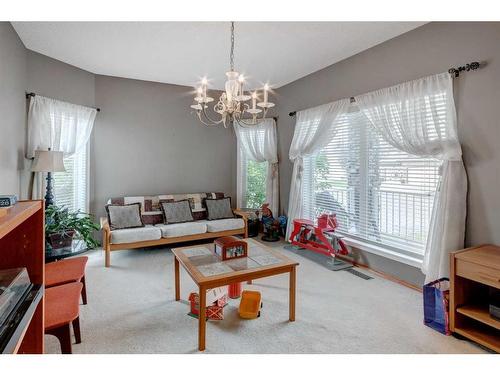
[188,286,228,320]
[238,290,263,319]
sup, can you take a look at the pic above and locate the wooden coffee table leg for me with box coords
[289,266,296,322]
[198,285,206,351]
[174,257,180,301]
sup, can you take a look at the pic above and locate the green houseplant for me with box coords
[45,205,100,250]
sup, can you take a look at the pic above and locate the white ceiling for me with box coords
[12,22,426,90]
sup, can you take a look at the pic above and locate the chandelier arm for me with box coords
[200,104,226,124]
[197,111,222,126]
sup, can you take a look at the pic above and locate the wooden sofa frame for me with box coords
[101,209,249,267]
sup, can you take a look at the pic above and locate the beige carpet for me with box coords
[45,240,486,354]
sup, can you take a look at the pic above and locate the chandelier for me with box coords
[190,22,275,128]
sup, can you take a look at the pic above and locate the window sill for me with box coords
[341,236,423,268]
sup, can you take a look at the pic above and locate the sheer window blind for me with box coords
[302,105,441,257]
[53,145,89,213]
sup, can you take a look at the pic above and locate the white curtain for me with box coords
[285,98,351,240]
[27,95,97,199]
[355,72,466,283]
[234,118,279,215]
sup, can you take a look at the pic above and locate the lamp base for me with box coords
[45,171,54,207]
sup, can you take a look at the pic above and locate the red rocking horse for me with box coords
[289,214,350,269]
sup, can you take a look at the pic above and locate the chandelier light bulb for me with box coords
[263,84,269,104]
[238,74,245,97]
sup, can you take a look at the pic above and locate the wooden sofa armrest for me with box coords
[233,209,249,238]
[233,209,250,218]
[100,217,110,231]
[100,217,112,267]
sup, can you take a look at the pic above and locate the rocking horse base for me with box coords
[327,257,353,271]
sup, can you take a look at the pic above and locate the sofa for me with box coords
[100,192,248,267]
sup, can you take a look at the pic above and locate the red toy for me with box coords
[228,282,242,299]
[189,288,228,320]
[289,214,349,262]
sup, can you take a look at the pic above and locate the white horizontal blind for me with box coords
[53,146,88,213]
[302,105,441,257]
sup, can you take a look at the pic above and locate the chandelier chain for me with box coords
[230,21,235,72]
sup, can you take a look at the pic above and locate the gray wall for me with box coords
[275,22,500,286]
[26,50,95,108]
[0,23,26,198]
[91,75,236,220]
[2,37,237,222]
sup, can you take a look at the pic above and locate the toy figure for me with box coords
[260,203,280,242]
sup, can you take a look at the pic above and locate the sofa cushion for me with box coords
[205,197,234,220]
[110,226,162,244]
[106,203,144,230]
[206,218,245,232]
[156,221,208,238]
[160,200,194,224]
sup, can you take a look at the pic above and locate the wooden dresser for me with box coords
[450,245,500,352]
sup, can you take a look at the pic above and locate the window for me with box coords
[302,105,441,258]
[238,148,268,209]
[26,95,96,213]
[53,145,89,213]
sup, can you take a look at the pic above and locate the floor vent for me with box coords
[344,268,373,280]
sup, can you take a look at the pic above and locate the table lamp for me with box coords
[31,149,66,207]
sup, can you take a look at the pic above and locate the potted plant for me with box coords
[45,205,100,250]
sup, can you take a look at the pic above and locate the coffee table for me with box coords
[172,238,299,351]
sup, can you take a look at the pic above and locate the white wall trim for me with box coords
[342,236,423,268]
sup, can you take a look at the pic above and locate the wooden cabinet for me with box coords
[0,201,45,354]
[450,245,500,353]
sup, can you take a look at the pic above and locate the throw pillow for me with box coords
[106,203,144,230]
[160,200,194,224]
[205,197,234,220]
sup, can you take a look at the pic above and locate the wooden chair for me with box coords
[45,282,83,354]
[45,256,88,304]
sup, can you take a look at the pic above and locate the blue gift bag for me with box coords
[423,278,451,335]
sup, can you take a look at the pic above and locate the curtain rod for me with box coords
[25,92,101,112]
[288,61,482,117]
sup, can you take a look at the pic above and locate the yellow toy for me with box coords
[238,290,263,319]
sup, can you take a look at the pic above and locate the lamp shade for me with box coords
[31,150,66,173]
